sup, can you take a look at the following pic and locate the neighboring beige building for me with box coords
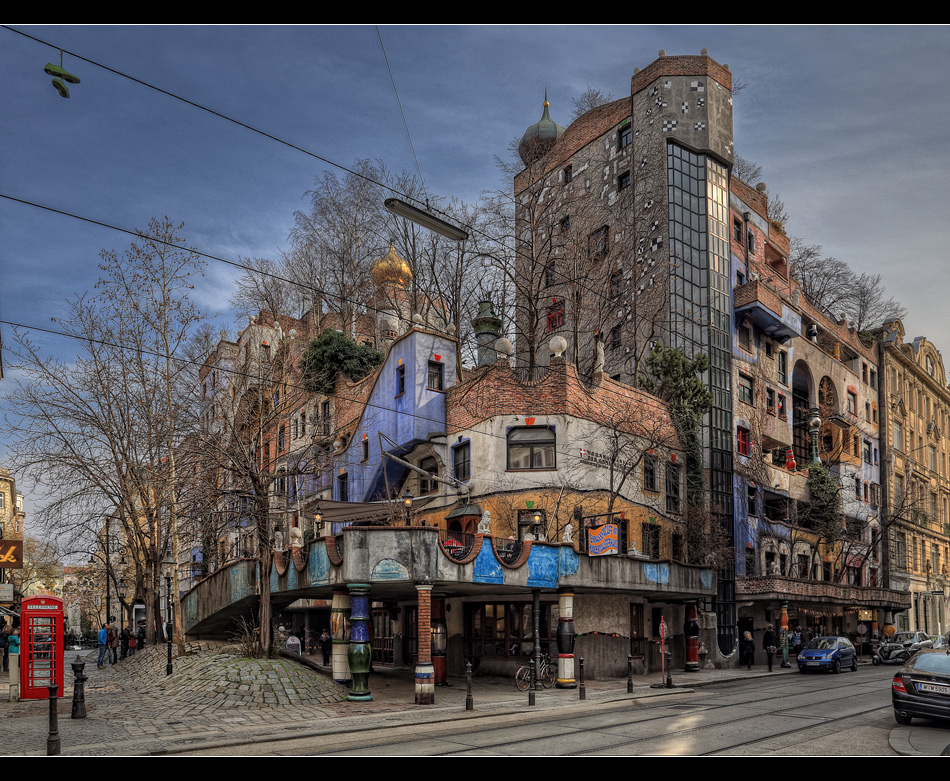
[0,466,25,543]
[879,320,950,634]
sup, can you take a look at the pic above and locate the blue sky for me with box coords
[3,24,950,502]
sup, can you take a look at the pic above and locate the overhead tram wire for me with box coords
[2,26,625,318]
[0,194,734,452]
[0,315,694,477]
[3,30,723,445]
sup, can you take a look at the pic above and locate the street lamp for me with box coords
[403,490,413,527]
[161,554,175,676]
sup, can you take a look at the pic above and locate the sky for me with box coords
[3,24,950,508]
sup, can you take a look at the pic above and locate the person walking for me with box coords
[120,625,131,659]
[763,624,777,673]
[319,628,332,667]
[740,630,755,670]
[97,624,109,669]
[106,621,119,665]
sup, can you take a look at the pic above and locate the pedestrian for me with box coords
[128,627,137,657]
[740,630,755,670]
[107,621,119,665]
[120,625,131,659]
[319,628,332,666]
[0,626,8,673]
[97,624,109,669]
[136,625,146,651]
[7,627,20,658]
[763,623,777,672]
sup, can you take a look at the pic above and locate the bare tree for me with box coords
[5,218,206,646]
[571,86,614,121]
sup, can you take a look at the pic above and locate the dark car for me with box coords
[798,636,857,674]
[892,649,950,725]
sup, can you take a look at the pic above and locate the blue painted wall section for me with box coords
[559,545,580,576]
[473,541,503,584]
[371,558,411,581]
[526,545,559,588]
[231,561,254,605]
[308,540,330,585]
[643,562,670,584]
[331,328,458,508]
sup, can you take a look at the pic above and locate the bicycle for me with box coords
[515,653,556,691]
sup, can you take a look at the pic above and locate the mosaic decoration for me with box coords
[650,85,659,96]
[650,236,663,252]
[662,119,677,132]
[697,98,705,108]
[655,97,668,108]
[643,562,671,584]
[690,80,705,92]
[371,558,411,581]
[694,122,706,131]
[681,101,689,114]
[663,80,671,89]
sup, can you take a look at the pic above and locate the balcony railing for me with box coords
[439,529,475,561]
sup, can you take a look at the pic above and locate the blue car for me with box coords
[798,636,857,673]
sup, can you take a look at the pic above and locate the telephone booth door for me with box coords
[20,595,64,699]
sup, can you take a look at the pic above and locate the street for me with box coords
[173,664,941,756]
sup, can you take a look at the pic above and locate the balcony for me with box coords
[735,280,801,342]
[737,574,910,611]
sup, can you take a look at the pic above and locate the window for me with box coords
[855,475,861,499]
[747,486,758,516]
[427,360,444,392]
[643,453,658,492]
[865,401,872,422]
[738,374,754,405]
[589,225,609,260]
[618,123,631,149]
[419,456,438,494]
[642,523,660,558]
[738,324,752,352]
[453,442,471,482]
[546,299,565,331]
[618,171,631,190]
[747,230,757,253]
[737,427,751,456]
[894,421,903,451]
[559,215,570,233]
[610,326,622,351]
[666,465,681,513]
[278,424,286,453]
[396,364,406,396]
[337,472,349,502]
[507,426,556,470]
[545,262,556,286]
[765,340,774,359]
[778,394,787,420]
[733,219,743,243]
[930,446,937,472]
[862,363,869,384]
[847,390,857,415]
[870,369,877,390]
[609,268,623,299]
[767,388,776,416]
[564,164,573,183]
[777,351,788,385]
[361,437,369,463]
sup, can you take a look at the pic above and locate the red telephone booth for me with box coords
[20,595,65,700]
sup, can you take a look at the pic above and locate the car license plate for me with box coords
[807,661,820,667]
[918,682,950,694]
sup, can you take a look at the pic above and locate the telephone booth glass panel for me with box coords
[20,596,64,699]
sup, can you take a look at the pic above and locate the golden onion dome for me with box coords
[371,241,412,287]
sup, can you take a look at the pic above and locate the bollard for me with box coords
[665,650,673,689]
[8,653,19,702]
[465,661,474,711]
[47,685,61,756]
[166,638,173,676]
[627,653,633,694]
[528,658,536,707]
[578,656,586,700]
[71,660,87,719]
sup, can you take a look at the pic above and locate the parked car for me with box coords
[798,636,857,673]
[892,649,950,725]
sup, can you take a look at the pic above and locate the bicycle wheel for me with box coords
[541,661,556,689]
[515,666,531,692]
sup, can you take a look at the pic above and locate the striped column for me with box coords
[556,590,576,688]
[330,589,351,684]
[415,584,434,705]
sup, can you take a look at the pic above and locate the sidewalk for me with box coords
[0,647,945,756]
